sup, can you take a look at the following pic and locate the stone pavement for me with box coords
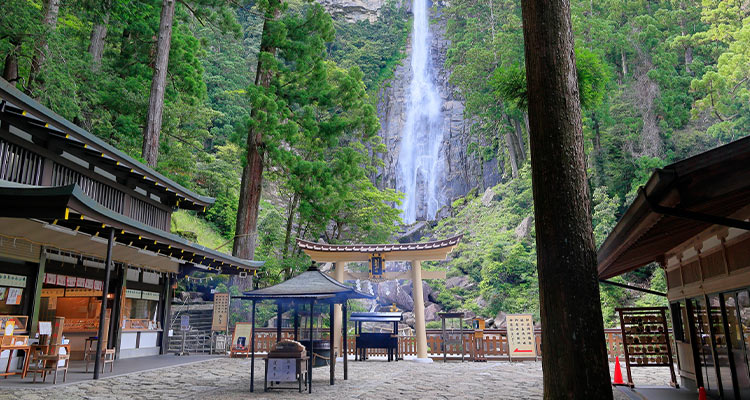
[0,358,676,400]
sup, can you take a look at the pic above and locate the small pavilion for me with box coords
[296,235,463,362]
[235,263,373,393]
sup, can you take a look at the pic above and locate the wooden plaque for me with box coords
[212,293,230,332]
[507,314,537,360]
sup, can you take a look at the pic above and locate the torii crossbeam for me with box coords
[296,235,463,362]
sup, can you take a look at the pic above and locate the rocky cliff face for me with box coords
[318,0,388,23]
[375,8,501,216]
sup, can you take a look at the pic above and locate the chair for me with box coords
[28,318,69,384]
[84,316,115,373]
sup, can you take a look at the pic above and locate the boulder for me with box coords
[474,296,488,309]
[494,311,507,329]
[424,303,443,322]
[402,312,416,328]
[445,276,476,290]
[378,280,413,311]
[398,221,429,243]
[436,205,452,220]
[514,216,533,239]
[401,281,434,304]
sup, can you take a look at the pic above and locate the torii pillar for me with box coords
[296,235,463,363]
[411,259,428,360]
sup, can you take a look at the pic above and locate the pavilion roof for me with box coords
[237,264,374,303]
[297,235,463,262]
[349,312,402,323]
[597,135,750,279]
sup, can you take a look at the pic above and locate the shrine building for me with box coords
[597,135,750,399]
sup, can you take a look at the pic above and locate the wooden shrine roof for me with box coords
[296,235,463,262]
[0,181,263,273]
[0,79,212,210]
[597,135,750,279]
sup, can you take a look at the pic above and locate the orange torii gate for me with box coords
[296,235,463,362]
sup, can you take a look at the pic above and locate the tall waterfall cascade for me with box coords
[396,0,445,223]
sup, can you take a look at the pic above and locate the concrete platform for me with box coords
[0,354,219,388]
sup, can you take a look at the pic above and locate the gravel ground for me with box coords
[0,357,676,400]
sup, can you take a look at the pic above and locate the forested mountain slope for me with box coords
[2,0,748,325]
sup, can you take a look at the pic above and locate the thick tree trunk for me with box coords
[29,0,61,85]
[520,1,612,399]
[512,117,526,162]
[282,193,300,258]
[89,9,111,71]
[3,45,20,83]
[142,0,176,168]
[504,131,519,178]
[232,7,279,262]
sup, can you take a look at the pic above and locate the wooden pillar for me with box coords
[250,300,256,392]
[29,247,47,337]
[411,260,429,361]
[94,228,114,379]
[160,273,173,354]
[276,301,283,342]
[329,302,334,385]
[308,300,315,394]
[111,263,126,358]
[332,262,344,357]
[342,301,348,380]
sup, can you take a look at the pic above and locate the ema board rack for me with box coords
[616,307,678,388]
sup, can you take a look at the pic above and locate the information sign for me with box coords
[0,273,26,288]
[267,358,297,382]
[212,293,230,332]
[506,314,537,359]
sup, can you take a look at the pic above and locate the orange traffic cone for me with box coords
[698,387,707,400]
[612,356,624,385]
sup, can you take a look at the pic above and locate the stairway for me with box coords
[167,302,214,354]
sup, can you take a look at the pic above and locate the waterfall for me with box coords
[396,0,444,224]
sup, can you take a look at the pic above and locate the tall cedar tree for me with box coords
[520,1,612,398]
[142,0,176,167]
[233,1,380,261]
[28,0,60,87]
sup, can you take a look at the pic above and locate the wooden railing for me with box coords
[51,162,170,231]
[129,196,170,232]
[0,138,43,185]
[245,327,632,361]
[52,162,125,213]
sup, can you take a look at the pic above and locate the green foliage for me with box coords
[592,187,621,247]
[327,1,410,92]
[491,48,609,112]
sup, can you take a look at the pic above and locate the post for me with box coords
[308,300,315,393]
[160,274,172,354]
[332,262,344,357]
[94,228,114,379]
[29,247,47,337]
[342,301,348,380]
[250,300,256,392]
[293,304,299,341]
[112,263,126,358]
[276,301,283,343]
[411,260,429,361]
[329,303,334,385]
[442,316,446,363]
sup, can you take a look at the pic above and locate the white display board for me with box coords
[267,358,297,382]
[506,314,537,360]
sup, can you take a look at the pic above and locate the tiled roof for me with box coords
[296,235,463,253]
